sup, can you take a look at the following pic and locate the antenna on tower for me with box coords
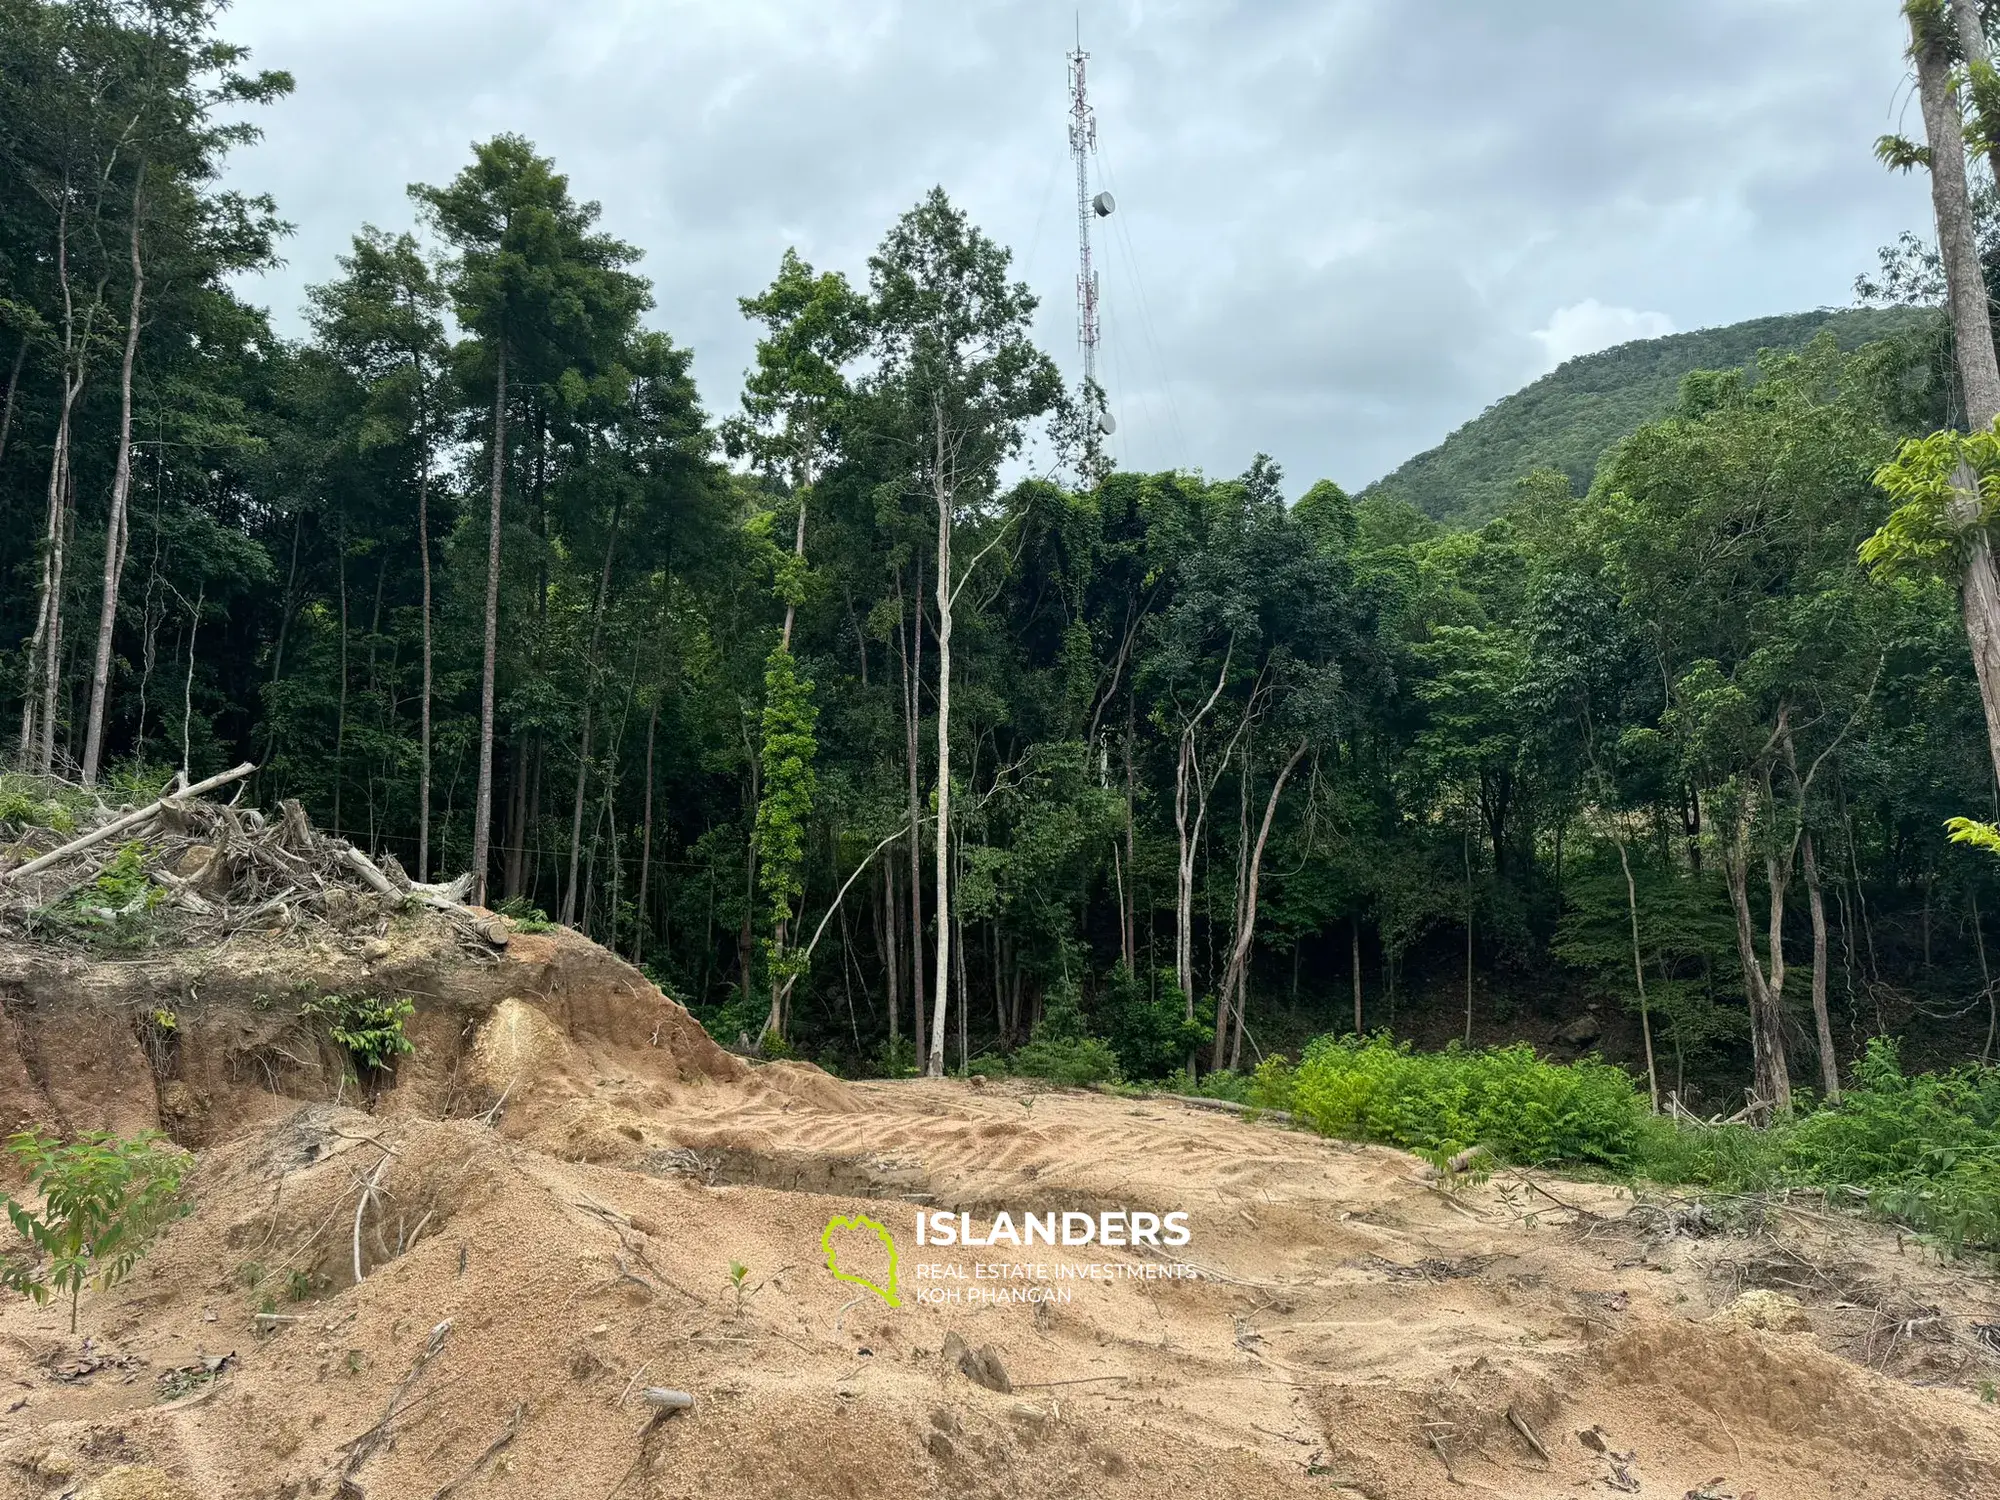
[1068,23,1115,481]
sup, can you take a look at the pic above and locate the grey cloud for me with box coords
[220,0,1933,494]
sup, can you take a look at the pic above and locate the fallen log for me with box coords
[340,846,507,946]
[0,761,255,885]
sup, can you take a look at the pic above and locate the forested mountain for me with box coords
[6,2,1998,1118]
[1362,307,1941,528]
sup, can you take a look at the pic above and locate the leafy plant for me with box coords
[493,896,554,933]
[2,1130,193,1332]
[1287,1034,1646,1169]
[303,993,416,1072]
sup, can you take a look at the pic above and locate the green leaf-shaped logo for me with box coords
[821,1212,901,1307]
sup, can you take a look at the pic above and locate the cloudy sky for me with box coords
[217,0,1932,493]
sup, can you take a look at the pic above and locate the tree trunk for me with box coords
[561,507,621,927]
[1173,648,1234,1022]
[633,694,658,965]
[882,856,901,1050]
[1955,0,2000,192]
[1463,824,1474,1045]
[1915,7,2000,428]
[1351,918,1363,1034]
[1914,7,2000,782]
[927,441,954,1078]
[0,334,25,470]
[26,383,81,774]
[1800,830,1839,1102]
[1213,743,1253,1067]
[780,482,807,651]
[1614,837,1661,1112]
[896,564,927,1061]
[1976,891,1997,1066]
[1124,689,1138,968]
[1213,739,1305,1070]
[1723,797,1794,1117]
[23,190,90,774]
[415,370,435,882]
[471,343,508,905]
[333,523,349,833]
[80,162,147,787]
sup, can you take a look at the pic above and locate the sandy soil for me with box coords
[2,926,1997,1499]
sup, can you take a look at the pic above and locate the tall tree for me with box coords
[413,135,647,902]
[866,189,1061,1075]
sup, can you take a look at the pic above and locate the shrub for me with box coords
[2,1130,193,1332]
[1287,1035,1647,1168]
[303,993,416,1073]
[1097,965,1211,1080]
[1007,975,1124,1087]
[1779,1040,2000,1255]
[1010,1034,1123,1087]
[493,896,553,933]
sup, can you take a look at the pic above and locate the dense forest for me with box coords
[11,0,2000,1116]
[1362,307,1938,528]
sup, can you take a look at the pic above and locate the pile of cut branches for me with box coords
[0,763,506,950]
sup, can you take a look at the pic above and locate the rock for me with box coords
[1714,1288,1811,1333]
[941,1330,1012,1393]
[1554,1014,1601,1047]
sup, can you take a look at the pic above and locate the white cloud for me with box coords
[1531,299,1676,371]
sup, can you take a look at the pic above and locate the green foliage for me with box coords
[302,994,416,1072]
[37,842,167,950]
[1945,816,2000,858]
[1008,977,1123,1086]
[2,1130,193,1333]
[1863,422,2000,579]
[0,775,78,834]
[493,896,554,933]
[1096,966,1211,1081]
[1781,1041,2000,1256]
[1277,1030,2000,1257]
[755,644,819,944]
[874,1035,920,1079]
[1364,308,1937,527]
[1010,1033,1123,1087]
[1287,1035,1648,1168]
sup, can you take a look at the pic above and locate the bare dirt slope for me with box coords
[2,923,1997,1500]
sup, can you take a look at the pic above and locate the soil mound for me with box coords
[0,792,1993,1498]
[1,1057,1996,1499]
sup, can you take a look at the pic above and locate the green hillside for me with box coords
[1361,306,1941,527]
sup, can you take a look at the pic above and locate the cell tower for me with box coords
[1068,27,1115,468]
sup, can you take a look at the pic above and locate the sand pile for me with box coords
[2,928,1998,1498]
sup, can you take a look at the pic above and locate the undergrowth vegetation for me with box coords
[1248,1035,2000,1258]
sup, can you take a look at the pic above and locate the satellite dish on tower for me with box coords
[1092,191,1116,217]
[1096,411,1117,435]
